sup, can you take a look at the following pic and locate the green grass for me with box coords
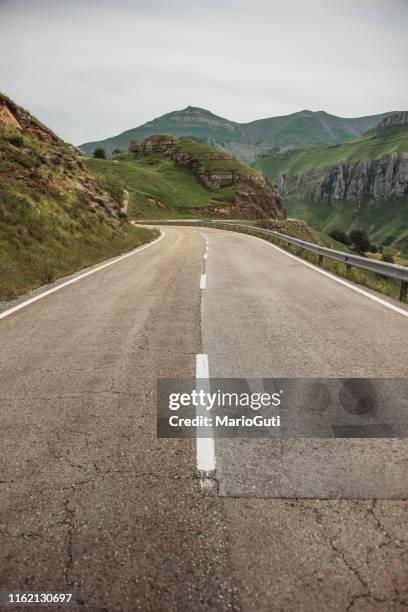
[0,178,156,300]
[174,140,258,177]
[0,187,156,300]
[255,125,408,178]
[85,155,243,218]
[0,119,156,301]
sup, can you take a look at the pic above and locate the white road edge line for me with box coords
[195,353,216,476]
[249,234,408,318]
[0,232,166,321]
[200,274,207,289]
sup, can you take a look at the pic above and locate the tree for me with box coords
[329,229,350,245]
[349,229,371,254]
[93,147,106,159]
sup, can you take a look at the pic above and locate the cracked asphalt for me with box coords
[1,226,407,611]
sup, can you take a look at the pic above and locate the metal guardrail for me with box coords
[137,220,408,302]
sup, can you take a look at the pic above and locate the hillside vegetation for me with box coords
[79,106,394,163]
[0,93,156,301]
[86,154,240,218]
[255,121,408,253]
[284,195,408,253]
[254,124,408,178]
[85,136,285,220]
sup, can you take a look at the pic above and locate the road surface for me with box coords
[1,226,407,611]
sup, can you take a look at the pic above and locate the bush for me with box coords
[329,229,350,245]
[93,147,106,159]
[349,228,371,253]
[382,248,395,263]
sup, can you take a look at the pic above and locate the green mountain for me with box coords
[0,92,155,301]
[254,120,408,177]
[255,115,408,253]
[78,107,395,163]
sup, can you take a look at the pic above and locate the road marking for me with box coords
[249,235,408,318]
[0,232,165,321]
[195,353,215,475]
[200,274,207,289]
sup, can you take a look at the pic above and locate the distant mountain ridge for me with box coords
[78,106,396,163]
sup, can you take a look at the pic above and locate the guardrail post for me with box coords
[400,280,407,303]
[318,254,323,266]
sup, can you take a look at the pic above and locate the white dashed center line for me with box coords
[195,353,215,477]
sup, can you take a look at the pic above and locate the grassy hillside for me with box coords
[284,195,408,254]
[86,148,251,219]
[255,122,408,254]
[0,93,156,301]
[172,140,257,177]
[79,106,395,162]
[255,124,408,179]
[85,134,287,221]
[85,151,244,219]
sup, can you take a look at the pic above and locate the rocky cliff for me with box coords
[128,135,285,220]
[275,113,408,207]
[374,111,408,130]
[277,152,408,205]
[0,93,123,221]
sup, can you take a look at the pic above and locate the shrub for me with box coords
[382,248,395,263]
[329,229,350,245]
[93,147,106,159]
[349,228,371,253]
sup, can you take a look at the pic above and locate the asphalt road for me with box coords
[1,226,407,611]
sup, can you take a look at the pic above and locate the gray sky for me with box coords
[0,0,407,144]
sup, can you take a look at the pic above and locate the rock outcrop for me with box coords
[128,134,285,219]
[230,178,285,219]
[171,143,236,188]
[277,152,408,206]
[171,142,285,218]
[128,139,140,153]
[375,112,408,130]
[128,134,176,155]
[0,92,123,221]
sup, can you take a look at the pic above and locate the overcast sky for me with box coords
[0,0,407,144]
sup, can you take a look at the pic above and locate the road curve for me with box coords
[1,226,407,611]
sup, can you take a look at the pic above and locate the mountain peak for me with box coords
[179,106,218,116]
